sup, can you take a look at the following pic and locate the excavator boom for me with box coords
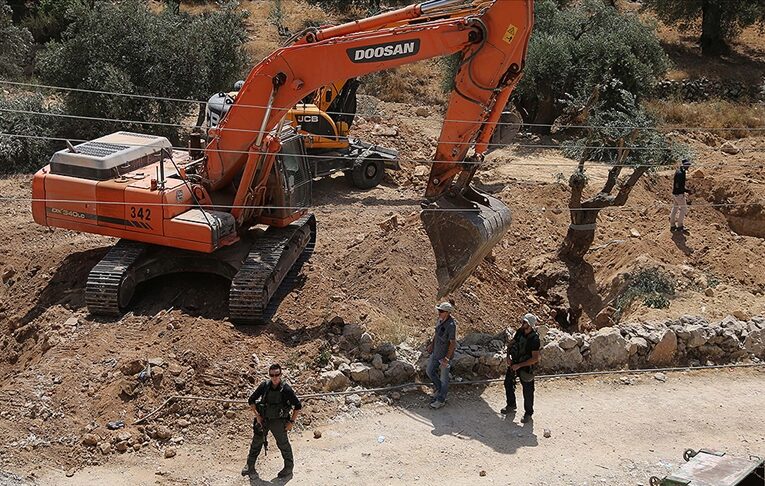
[207,0,533,296]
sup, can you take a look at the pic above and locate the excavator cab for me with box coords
[261,129,312,223]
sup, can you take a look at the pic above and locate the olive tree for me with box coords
[36,1,249,143]
[642,0,765,56]
[514,0,670,131]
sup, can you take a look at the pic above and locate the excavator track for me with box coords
[85,240,148,316]
[229,214,316,323]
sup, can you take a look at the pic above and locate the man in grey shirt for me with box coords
[426,301,457,409]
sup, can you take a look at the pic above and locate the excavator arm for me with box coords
[206,0,534,296]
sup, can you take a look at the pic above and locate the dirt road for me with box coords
[28,367,764,486]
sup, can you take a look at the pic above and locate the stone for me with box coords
[685,325,708,348]
[342,324,364,340]
[320,370,351,391]
[1,266,15,284]
[654,372,667,382]
[368,368,385,385]
[720,141,740,155]
[540,342,582,371]
[536,325,549,341]
[148,357,164,367]
[450,353,476,374]
[704,288,714,297]
[121,359,147,376]
[116,431,132,442]
[99,442,112,455]
[225,410,236,419]
[154,425,173,440]
[478,352,503,367]
[588,327,629,369]
[168,363,184,376]
[630,228,641,238]
[359,332,374,353]
[732,310,751,321]
[461,333,494,347]
[41,332,61,352]
[479,470,487,477]
[376,342,397,361]
[151,367,164,386]
[744,329,765,358]
[558,334,578,350]
[114,441,129,453]
[164,447,176,458]
[415,106,430,117]
[349,362,372,383]
[81,433,99,447]
[384,360,415,383]
[647,329,677,365]
[313,430,322,439]
[593,307,616,328]
[543,428,552,438]
[345,394,362,407]
[372,354,384,370]
[413,165,429,177]
[391,392,401,400]
[378,215,398,232]
[65,468,75,478]
[371,124,398,137]
[177,419,191,428]
[337,362,351,374]
[64,317,79,328]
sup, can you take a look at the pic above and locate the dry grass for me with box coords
[360,59,448,106]
[646,100,765,139]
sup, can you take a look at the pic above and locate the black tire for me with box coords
[351,156,385,189]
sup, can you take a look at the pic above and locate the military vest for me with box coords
[260,382,291,419]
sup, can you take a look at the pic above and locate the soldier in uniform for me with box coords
[501,313,541,423]
[241,363,302,478]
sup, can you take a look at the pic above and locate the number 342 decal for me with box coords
[130,207,152,220]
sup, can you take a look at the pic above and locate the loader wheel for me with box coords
[351,156,384,189]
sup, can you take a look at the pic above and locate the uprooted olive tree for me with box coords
[557,84,690,262]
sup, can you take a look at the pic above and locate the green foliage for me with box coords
[562,82,691,167]
[0,92,61,174]
[515,0,670,128]
[314,344,331,368]
[21,0,87,43]
[615,267,676,319]
[642,0,765,46]
[36,1,249,142]
[440,53,461,93]
[0,0,33,78]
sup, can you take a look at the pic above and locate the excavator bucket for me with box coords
[421,188,511,297]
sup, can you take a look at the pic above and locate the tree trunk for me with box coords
[700,0,729,56]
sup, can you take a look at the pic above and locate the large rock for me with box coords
[368,368,385,385]
[384,360,415,384]
[593,307,616,328]
[540,342,583,371]
[342,324,364,340]
[451,353,477,374]
[461,333,494,347]
[121,359,147,376]
[349,362,372,383]
[588,327,629,369]
[478,352,503,368]
[744,329,765,358]
[320,370,350,391]
[685,325,708,348]
[359,332,374,353]
[375,343,397,361]
[647,329,677,365]
[558,334,578,350]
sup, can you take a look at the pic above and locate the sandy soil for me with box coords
[26,367,765,486]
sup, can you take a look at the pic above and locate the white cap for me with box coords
[435,302,454,313]
[522,313,538,328]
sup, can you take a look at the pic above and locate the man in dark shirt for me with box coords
[242,363,302,478]
[670,159,692,233]
[502,313,541,423]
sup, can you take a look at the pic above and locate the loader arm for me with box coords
[206,0,534,296]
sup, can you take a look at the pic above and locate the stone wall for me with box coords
[318,315,765,391]
[654,78,765,103]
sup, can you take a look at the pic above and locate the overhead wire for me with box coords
[2,79,764,132]
[2,131,765,170]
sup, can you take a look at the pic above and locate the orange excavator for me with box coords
[31,0,534,322]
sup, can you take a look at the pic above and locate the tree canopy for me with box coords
[0,0,33,78]
[642,0,765,56]
[36,0,249,142]
[514,0,670,131]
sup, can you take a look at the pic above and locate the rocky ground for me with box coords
[11,367,765,486]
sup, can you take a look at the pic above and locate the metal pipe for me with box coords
[420,0,467,15]
[158,149,166,189]
[255,85,276,148]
